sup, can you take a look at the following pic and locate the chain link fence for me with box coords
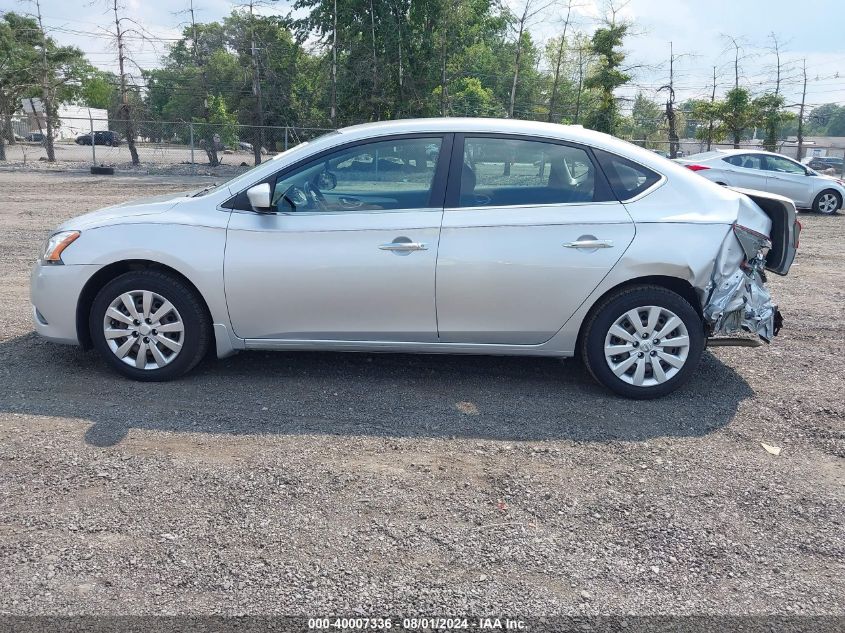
[3,115,844,179]
[1,116,335,173]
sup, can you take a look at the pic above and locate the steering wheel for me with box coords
[280,185,309,212]
[304,180,327,211]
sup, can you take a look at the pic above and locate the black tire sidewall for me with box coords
[89,272,208,381]
[583,287,705,399]
[813,190,842,214]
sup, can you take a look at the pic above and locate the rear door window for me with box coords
[593,149,661,200]
[456,136,610,207]
[724,154,764,170]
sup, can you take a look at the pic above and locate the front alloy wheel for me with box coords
[90,271,210,381]
[103,290,185,370]
[813,190,841,215]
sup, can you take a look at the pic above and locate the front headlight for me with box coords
[42,230,80,263]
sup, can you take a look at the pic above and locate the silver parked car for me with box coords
[677,149,845,215]
[31,119,799,398]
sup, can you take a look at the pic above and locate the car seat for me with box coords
[461,163,476,194]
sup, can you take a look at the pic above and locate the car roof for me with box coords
[336,117,620,149]
[333,117,682,171]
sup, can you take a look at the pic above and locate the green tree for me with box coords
[0,13,40,159]
[754,92,793,152]
[583,19,629,134]
[79,69,117,110]
[193,94,237,154]
[293,0,518,123]
[435,77,502,116]
[225,9,308,158]
[805,103,841,135]
[627,92,664,147]
[19,2,89,162]
[717,87,759,148]
[825,108,845,136]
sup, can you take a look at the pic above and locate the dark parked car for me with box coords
[24,132,46,143]
[75,131,121,146]
[807,156,844,172]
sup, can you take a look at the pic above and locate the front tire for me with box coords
[89,271,210,381]
[580,285,705,399]
[812,189,842,215]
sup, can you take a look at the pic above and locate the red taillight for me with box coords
[685,164,711,172]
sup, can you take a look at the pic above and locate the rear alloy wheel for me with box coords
[90,271,210,381]
[813,190,842,215]
[581,286,704,399]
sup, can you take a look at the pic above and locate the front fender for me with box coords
[62,223,233,345]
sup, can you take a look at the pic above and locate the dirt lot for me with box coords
[0,169,842,617]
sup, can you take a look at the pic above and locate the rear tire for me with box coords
[812,189,841,215]
[89,271,210,381]
[580,285,704,399]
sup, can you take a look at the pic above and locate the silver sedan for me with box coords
[31,119,799,398]
[677,149,845,215]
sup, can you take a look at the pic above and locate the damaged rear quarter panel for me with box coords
[551,183,785,353]
[730,187,799,276]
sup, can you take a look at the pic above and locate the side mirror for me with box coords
[246,183,271,211]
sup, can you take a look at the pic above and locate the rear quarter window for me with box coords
[594,150,661,200]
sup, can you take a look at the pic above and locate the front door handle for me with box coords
[563,239,614,249]
[379,238,428,253]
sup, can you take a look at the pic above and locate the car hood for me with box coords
[817,173,845,185]
[57,192,193,231]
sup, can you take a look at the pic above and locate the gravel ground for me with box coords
[0,169,842,617]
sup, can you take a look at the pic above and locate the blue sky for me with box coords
[5,0,844,112]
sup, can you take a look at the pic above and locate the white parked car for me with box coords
[676,149,845,215]
[31,119,799,398]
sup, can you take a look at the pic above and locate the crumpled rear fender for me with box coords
[553,221,781,354]
[730,187,799,276]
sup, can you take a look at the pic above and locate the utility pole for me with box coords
[797,58,807,163]
[369,0,378,120]
[662,41,679,158]
[32,0,55,162]
[707,65,716,151]
[394,5,404,117]
[770,33,782,97]
[249,0,264,165]
[330,0,337,127]
[439,0,449,117]
[730,37,740,90]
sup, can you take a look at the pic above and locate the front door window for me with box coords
[272,137,443,213]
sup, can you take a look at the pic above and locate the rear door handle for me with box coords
[563,239,614,249]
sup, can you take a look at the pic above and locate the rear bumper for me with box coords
[30,261,98,345]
